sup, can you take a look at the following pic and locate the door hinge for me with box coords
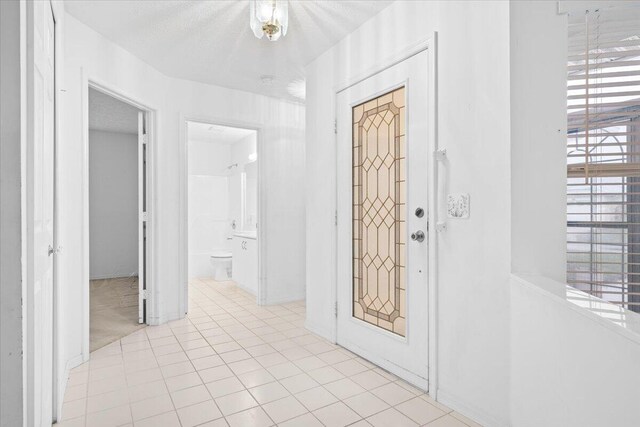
[334,301,338,317]
[335,210,338,226]
[142,134,148,145]
[334,119,337,135]
[140,289,148,300]
[142,212,148,222]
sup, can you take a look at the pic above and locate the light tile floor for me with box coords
[56,279,482,427]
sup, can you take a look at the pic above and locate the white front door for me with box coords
[336,51,430,389]
[28,0,56,424]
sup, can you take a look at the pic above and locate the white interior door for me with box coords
[138,111,146,324]
[336,51,430,389]
[28,0,55,424]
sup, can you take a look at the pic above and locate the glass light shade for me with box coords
[249,0,288,41]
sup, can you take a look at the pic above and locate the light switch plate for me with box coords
[447,193,470,219]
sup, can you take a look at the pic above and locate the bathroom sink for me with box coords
[234,231,257,240]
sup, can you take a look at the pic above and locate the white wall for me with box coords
[188,139,231,278]
[231,133,257,167]
[510,1,567,282]
[89,130,138,279]
[58,12,305,401]
[188,140,232,176]
[305,2,511,425]
[0,1,24,424]
[511,275,640,427]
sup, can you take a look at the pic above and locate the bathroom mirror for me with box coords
[242,160,258,231]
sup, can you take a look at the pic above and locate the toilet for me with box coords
[210,251,232,281]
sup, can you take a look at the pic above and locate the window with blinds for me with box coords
[567,7,640,312]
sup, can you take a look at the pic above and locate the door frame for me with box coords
[51,0,63,421]
[179,115,266,312]
[80,77,157,360]
[332,34,439,395]
[24,0,60,424]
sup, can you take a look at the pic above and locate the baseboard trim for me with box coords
[262,292,305,306]
[304,319,335,343]
[234,281,257,298]
[150,310,183,326]
[89,273,139,280]
[437,388,508,427]
[57,353,85,421]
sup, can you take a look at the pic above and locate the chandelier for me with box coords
[249,0,289,41]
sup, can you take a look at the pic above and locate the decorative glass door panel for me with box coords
[352,87,406,336]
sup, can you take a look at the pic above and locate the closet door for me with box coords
[27,0,56,424]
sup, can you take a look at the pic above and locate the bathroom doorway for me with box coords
[87,88,147,351]
[186,121,261,299]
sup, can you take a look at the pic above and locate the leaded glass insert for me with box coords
[352,87,406,337]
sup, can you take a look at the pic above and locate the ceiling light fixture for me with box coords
[250,0,288,41]
[260,75,275,85]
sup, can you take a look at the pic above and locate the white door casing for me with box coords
[336,50,430,389]
[82,83,153,357]
[26,0,56,424]
[138,111,146,324]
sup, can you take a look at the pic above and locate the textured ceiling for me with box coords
[65,0,394,102]
[188,121,256,145]
[89,88,141,134]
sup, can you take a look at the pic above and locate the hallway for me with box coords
[57,280,477,427]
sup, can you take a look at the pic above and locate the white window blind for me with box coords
[567,7,640,312]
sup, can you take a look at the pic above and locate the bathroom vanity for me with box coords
[232,231,258,295]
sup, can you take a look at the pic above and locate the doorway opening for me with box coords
[186,121,260,299]
[87,88,147,352]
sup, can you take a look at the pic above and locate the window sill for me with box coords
[512,274,640,346]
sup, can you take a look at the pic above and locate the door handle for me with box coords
[410,231,425,243]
